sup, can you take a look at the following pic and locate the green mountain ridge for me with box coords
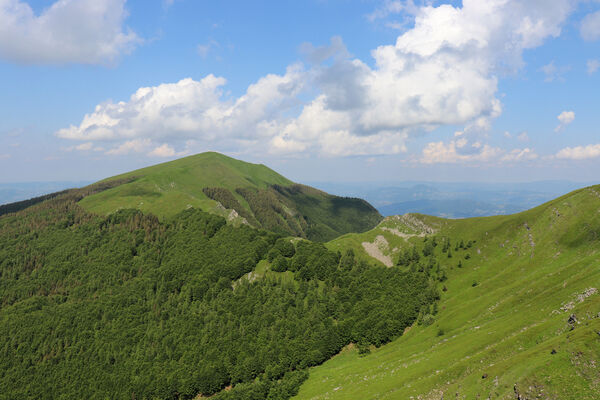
[295,185,600,399]
[78,152,382,241]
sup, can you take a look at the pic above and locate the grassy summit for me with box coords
[78,152,382,241]
[295,185,600,399]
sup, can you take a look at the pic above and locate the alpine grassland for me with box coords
[295,186,600,399]
[77,152,382,241]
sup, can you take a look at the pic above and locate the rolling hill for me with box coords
[295,185,600,399]
[77,152,382,242]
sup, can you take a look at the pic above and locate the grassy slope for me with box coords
[79,152,293,219]
[77,152,381,241]
[296,186,600,399]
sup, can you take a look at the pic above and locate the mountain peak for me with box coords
[79,153,381,241]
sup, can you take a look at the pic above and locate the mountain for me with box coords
[77,152,382,242]
[378,198,524,218]
[309,181,590,218]
[0,181,91,206]
[295,185,600,399]
[0,182,433,400]
[2,157,599,399]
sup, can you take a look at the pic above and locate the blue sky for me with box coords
[0,0,599,184]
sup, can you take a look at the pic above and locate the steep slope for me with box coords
[296,185,600,399]
[78,152,381,241]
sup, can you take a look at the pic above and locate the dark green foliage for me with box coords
[423,241,434,257]
[202,187,258,225]
[0,178,133,217]
[0,195,435,400]
[0,189,72,216]
[271,184,382,242]
[273,238,295,258]
[339,249,356,270]
[271,255,289,272]
[236,187,307,238]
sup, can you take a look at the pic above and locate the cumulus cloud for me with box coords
[148,143,176,157]
[556,143,600,160]
[64,142,104,152]
[420,139,538,164]
[106,139,152,156]
[57,0,574,157]
[0,0,139,64]
[581,10,600,41]
[555,110,575,132]
[420,139,502,164]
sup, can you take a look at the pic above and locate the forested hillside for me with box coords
[0,190,434,400]
[77,152,382,242]
[296,186,600,399]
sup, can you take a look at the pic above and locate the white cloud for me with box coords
[148,143,176,157]
[106,139,152,156]
[57,0,575,157]
[75,142,93,151]
[555,110,575,132]
[420,140,501,164]
[581,10,600,41]
[64,141,104,152]
[587,59,600,74]
[501,148,538,161]
[0,0,139,65]
[556,143,600,160]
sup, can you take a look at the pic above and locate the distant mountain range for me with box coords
[310,181,594,218]
[0,181,91,206]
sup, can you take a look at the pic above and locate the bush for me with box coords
[421,313,435,326]
[271,255,289,272]
[274,238,295,258]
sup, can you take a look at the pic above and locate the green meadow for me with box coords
[296,186,600,399]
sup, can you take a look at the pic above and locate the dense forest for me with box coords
[202,183,382,242]
[0,192,438,400]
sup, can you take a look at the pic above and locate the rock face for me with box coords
[362,235,393,267]
[568,313,578,330]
